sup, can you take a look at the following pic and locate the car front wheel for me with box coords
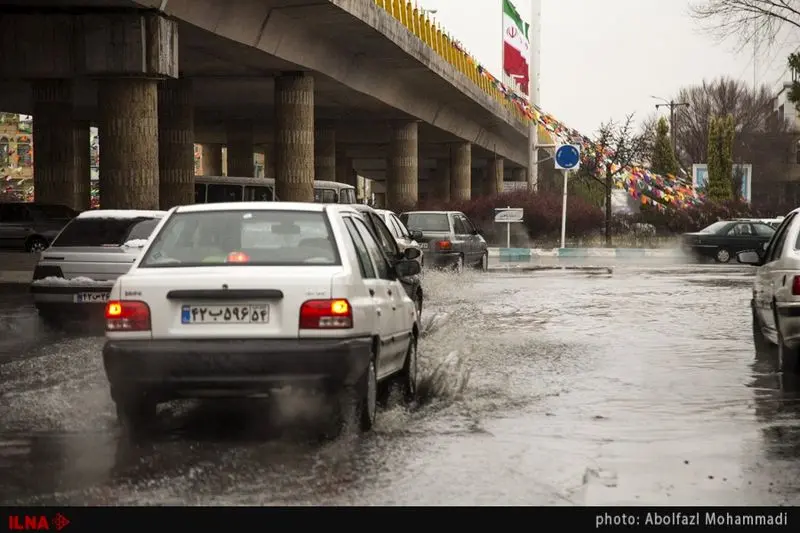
[400,335,418,404]
[715,247,731,263]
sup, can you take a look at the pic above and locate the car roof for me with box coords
[77,209,167,219]
[173,202,358,215]
[373,208,395,216]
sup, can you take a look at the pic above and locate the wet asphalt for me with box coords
[0,263,799,506]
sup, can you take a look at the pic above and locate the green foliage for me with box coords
[789,53,800,114]
[650,117,679,176]
[705,115,735,201]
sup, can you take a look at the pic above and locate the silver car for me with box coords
[738,207,800,371]
[373,208,424,267]
[30,209,166,322]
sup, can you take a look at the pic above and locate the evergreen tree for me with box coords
[788,53,800,113]
[720,114,736,198]
[705,115,734,201]
[650,117,679,176]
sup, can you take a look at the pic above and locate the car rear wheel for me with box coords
[773,302,798,373]
[115,395,157,436]
[752,305,769,353]
[715,247,731,263]
[400,334,418,404]
[325,357,378,438]
[479,252,488,272]
[25,236,48,253]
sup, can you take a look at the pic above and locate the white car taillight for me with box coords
[105,300,151,331]
[299,299,353,329]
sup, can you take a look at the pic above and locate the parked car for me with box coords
[101,202,421,435]
[681,220,775,263]
[29,209,167,322]
[737,208,800,371]
[399,210,488,272]
[373,208,424,267]
[351,204,424,316]
[733,217,784,229]
[0,202,77,252]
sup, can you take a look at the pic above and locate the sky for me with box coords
[416,0,800,136]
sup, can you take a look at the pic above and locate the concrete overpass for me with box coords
[0,0,534,210]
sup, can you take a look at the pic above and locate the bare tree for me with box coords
[690,0,800,44]
[579,114,653,246]
[670,77,792,207]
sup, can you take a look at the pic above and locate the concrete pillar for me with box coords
[435,159,450,202]
[487,157,504,195]
[274,72,314,202]
[98,78,159,209]
[201,144,222,176]
[72,120,91,211]
[449,141,471,202]
[226,120,254,177]
[335,149,357,186]
[314,124,336,182]
[386,120,418,209]
[511,167,525,182]
[158,79,194,209]
[32,80,77,207]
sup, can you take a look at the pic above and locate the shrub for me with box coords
[416,190,604,244]
[618,199,767,234]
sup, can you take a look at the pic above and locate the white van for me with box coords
[194,176,357,204]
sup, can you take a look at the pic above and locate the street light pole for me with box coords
[527,0,542,192]
[653,98,690,156]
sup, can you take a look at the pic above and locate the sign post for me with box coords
[553,144,581,249]
[494,207,524,248]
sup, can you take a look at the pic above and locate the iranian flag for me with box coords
[502,0,530,96]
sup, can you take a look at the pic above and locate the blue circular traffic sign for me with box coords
[555,145,580,170]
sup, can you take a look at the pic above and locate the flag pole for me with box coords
[527,0,541,193]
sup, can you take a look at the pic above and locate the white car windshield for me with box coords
[139,210,340,267]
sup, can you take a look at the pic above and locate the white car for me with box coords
[738,207,800,371]
[29,209,166,323]
[102,202,422,435]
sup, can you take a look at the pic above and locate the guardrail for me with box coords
[373,0,530,124]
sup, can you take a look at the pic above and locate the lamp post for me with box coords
[651,95,690,156]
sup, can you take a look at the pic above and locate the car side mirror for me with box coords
[394,258,421,278]
[410,229,423,241]
[736,250,763,266]
[403,247,421,260]
[471,229,480,236]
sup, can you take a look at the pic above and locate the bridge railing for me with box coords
[373,0,531,125]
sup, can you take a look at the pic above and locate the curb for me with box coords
[488,265,613,274]
[489,247,683,260]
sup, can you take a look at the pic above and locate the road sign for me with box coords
[494,207,524,223]
[554,144,581,170]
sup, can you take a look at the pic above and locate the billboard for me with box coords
[692,163,752,203]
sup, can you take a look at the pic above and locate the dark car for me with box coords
[351,204,424,316]
[682,220,775,263]
[399,210,488,272]
[0,203,78,252]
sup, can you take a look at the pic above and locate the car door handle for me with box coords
[376,308,382,316]
[369,289,375,296]
[387,289,392,296]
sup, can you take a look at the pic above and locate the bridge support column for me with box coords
[275,72,314,202]
[511,167,525,182]
[72,120,91,211]
[226,120,254,177]
[435,159,450,203]
[201,144,222,176]
[487,157,504,195]
[314,124,336,182]
[336,149,356,186]
[32,80,78,208]
[386,120,418,210]
[158,79,195,209]
[449,142,471,202]
[98,78,159,209]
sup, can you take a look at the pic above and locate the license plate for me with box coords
[419,242,428,249]
[181,304,269,324]
[74,292,109,303]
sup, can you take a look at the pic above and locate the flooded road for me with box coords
[1,264,799,505]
